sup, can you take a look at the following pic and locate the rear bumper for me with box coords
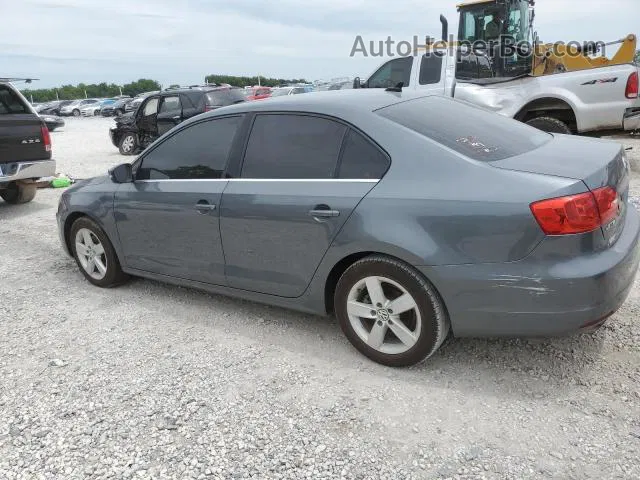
[421,205,640,337]
[623,107,640,131]
[0,159,56,184]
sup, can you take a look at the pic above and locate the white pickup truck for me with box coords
[354,51,640,134]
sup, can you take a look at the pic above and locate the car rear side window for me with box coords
[137,116,242,180]
[241,114,346,179]
[206,91,229,107]
[338,130,390,179]
[0,86,28,114]
[376,96,551,161]
[419,54,443,85]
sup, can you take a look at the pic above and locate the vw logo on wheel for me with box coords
[377,309,390,321]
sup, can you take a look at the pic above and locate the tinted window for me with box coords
[419,54,443,85]
[367,57,413,88]
[160,96,181,113]
[0,86,28,114]
[241,114,346,179]
[137,116,242,180]
[227,89,246,104]
[377,96,551,161]
[338,130,390,179]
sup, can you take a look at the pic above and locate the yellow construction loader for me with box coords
[455,0,636,78]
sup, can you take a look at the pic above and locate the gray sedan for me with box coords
[56,90,640,367]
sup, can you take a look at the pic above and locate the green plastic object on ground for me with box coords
[51,176,72,188]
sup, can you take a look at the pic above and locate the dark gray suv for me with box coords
[57,90,640,366]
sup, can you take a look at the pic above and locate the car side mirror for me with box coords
[353,77,362,89]
[109,163,133,183]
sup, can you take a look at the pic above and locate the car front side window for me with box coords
[142,98,159,117]
[136,116,243,180]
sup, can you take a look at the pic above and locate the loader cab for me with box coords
[456,0,534,81]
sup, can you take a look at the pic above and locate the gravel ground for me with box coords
[1,117,639,479]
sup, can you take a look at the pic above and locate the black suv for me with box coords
[0,81,55,204]
[110,86,246,155]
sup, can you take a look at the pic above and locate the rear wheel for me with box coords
[334,255,450,367]
[119,133,137,155]
[70,217,129,287]
[0,182,37,204]
[525,116,572,134]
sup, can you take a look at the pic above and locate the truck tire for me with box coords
[0,182,37,204]
[525,116,572,134]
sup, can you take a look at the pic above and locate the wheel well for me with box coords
[324,252,375,314]
[515,98,577,132]
[63,212,89,253]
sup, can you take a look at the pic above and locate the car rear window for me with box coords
[376,96,551,161]
[0,85,29,114]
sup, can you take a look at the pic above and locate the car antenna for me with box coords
[385,82,404,92]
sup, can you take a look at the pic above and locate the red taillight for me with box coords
[626,72,638,99]
[41,124,51,152]
[530,187,618,235]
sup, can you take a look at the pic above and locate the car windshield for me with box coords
[376,96,551,162]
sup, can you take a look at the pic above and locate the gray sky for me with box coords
[2,0,638,88]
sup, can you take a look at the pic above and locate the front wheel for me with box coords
[72,109,80,117]
[118,133,137,155]
[334,255,450,367]
[0,182,37,204]
[70,217,129,287]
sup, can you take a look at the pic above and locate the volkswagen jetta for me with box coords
[56,90,640,367]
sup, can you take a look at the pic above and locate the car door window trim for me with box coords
[134,178,379,183]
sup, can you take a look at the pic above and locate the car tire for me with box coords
[525,116,572,134]
[0,182,37,204]
[119,133,137,155]
[72,109,80,117]
[70,217,129,288]
[334,255,450,367]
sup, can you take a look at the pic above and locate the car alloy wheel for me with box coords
[72,109,80,116]
[70,218,129,287]
[335,255,449,367]
[119,134,136,155]
[346,276,422,355]
[75,228,108,280]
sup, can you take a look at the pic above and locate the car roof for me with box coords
[201,89,436,120]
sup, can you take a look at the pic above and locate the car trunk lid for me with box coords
[490,134,629,246]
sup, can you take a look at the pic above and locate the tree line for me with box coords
[21,79,161,103]
[205,74,309,87]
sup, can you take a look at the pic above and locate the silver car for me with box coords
[56,90,640,367]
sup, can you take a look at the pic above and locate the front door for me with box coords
[220,113,389,297]
[114,115,244,285]
[156,95,182,136]
[137,96,159,141]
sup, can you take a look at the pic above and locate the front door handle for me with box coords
[309,205,340,218]
[195,201,216,214]
[172,115,181,121]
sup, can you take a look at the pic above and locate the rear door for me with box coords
[156,95,182,136]
[0,84,49,168]
[114,115,244,284]
[219,113,385,297]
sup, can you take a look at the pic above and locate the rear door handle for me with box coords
[309,208,340,218]
[195,201,216,214]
